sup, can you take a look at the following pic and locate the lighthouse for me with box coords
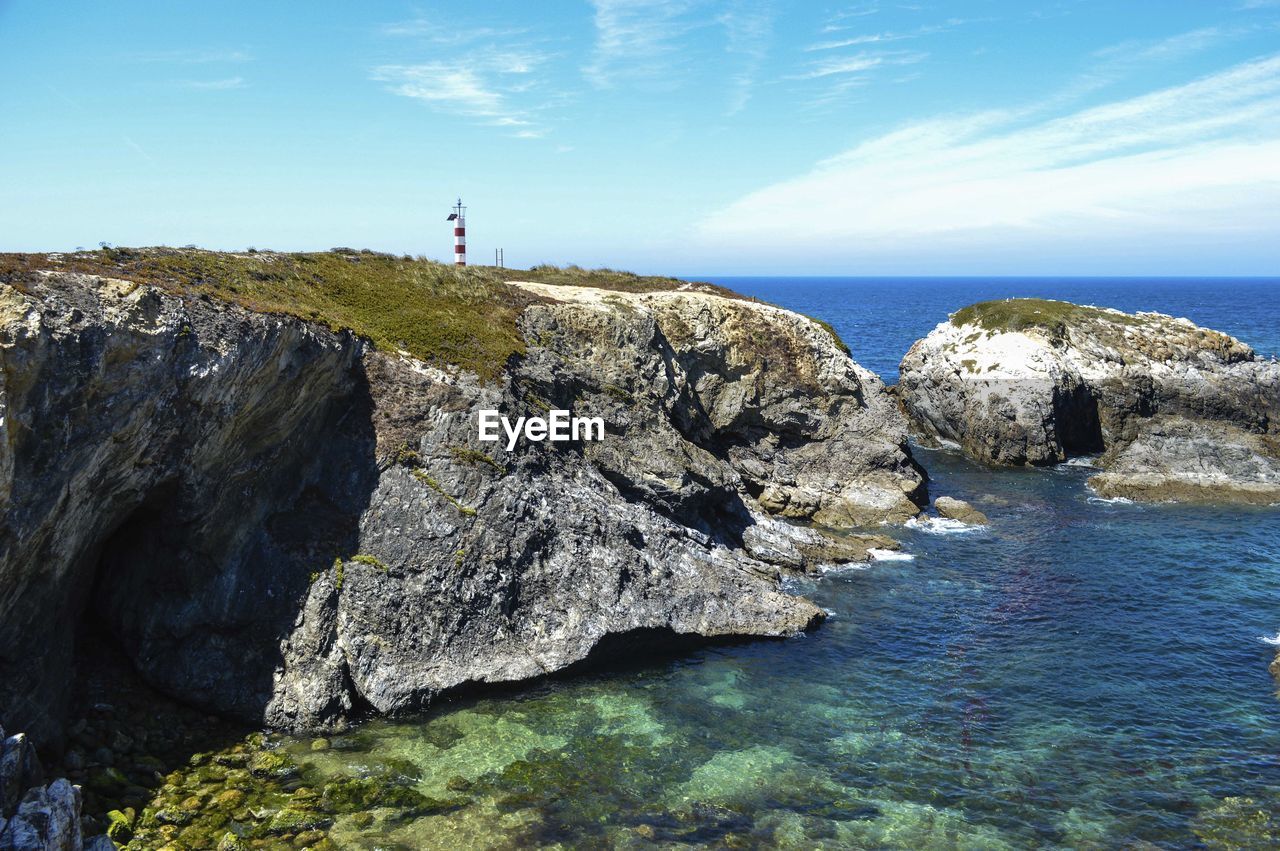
[446,198,466,266]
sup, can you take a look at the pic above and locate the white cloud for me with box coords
[379,16,527,45]
[584,0,704,88]
[793,10,956,108]
[374,65,504,113]
[823,3,880,29]
[698,55,1280,264]
[720,0,774,114]
[806,19,966,51]
[583,0,775,110]
[373,49,549,134]
[795,50,925,79]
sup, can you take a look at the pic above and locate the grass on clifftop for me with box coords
[1,247,541,381]
[951,298,1141,336]
[0,247,853,376]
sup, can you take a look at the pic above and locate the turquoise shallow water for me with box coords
[275,279,1280,849]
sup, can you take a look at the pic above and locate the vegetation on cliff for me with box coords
[949,298,1142,337]
[1,247,852,379]
[0,249,721,383]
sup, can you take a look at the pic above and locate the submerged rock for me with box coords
[898,298,1280,504]
[0,261,924,742]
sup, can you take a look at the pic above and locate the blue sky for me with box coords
[2,1,1278,274]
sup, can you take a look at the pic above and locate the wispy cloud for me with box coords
[584,0,705,88]
[373,49,550,133]
[128,48,252,90]
[821,3,881,31]
[789,46,927,110]
[794,50,925,79]
[806,19,968,51]
[178,76,247,91]
[122,134,157,165]
[378,15,527,45]
[1093,23,1272,67]
[791,8,957,108]
[699,55,1280,262]
[374,13,560,137]
[720,0,774,113]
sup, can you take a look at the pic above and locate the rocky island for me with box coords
[897,298,1280,504]
[0,248,926,848]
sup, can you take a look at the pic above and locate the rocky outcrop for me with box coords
[933,497,988,525]
[1,722,104,851]
[0,268,924,744]
[511,282,925,527]
[898,299,1280,503]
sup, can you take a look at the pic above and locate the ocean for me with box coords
[278,278,1280,849]
[708,277,1280,381]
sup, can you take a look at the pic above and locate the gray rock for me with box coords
[933,496,989,525]
[898,299,1280,504]
[0,779,81,851]
[0,730,43,817]
[1089,417,1280,503]
[0,270,925,739]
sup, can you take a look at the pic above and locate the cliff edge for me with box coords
[0,249,925,748]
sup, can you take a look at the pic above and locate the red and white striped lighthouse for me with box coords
[447,198,466,266]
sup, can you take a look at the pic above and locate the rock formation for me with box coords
[0,259,925,748]
[932,497,988,525]
[1,722,111,850]
[898,298,1280,503]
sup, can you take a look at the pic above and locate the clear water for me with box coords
[278,279,1280,849]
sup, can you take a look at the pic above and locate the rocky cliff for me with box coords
[897,298,1280,503]
[0,251,926,752]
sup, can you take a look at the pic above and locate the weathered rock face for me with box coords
[0,271,924,743]
[511,282,926,527]
[898,299,1280,503]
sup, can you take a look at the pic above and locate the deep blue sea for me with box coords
[277,278,1280,849]
[704,277,1280,381]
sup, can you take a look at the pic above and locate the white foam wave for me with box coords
[1259,632,1280,646]
[868,548,915,562]
[1086,495,1135,506]
[1060,455,1102,468]
[817,562,872,576]
[905,516,983,535]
